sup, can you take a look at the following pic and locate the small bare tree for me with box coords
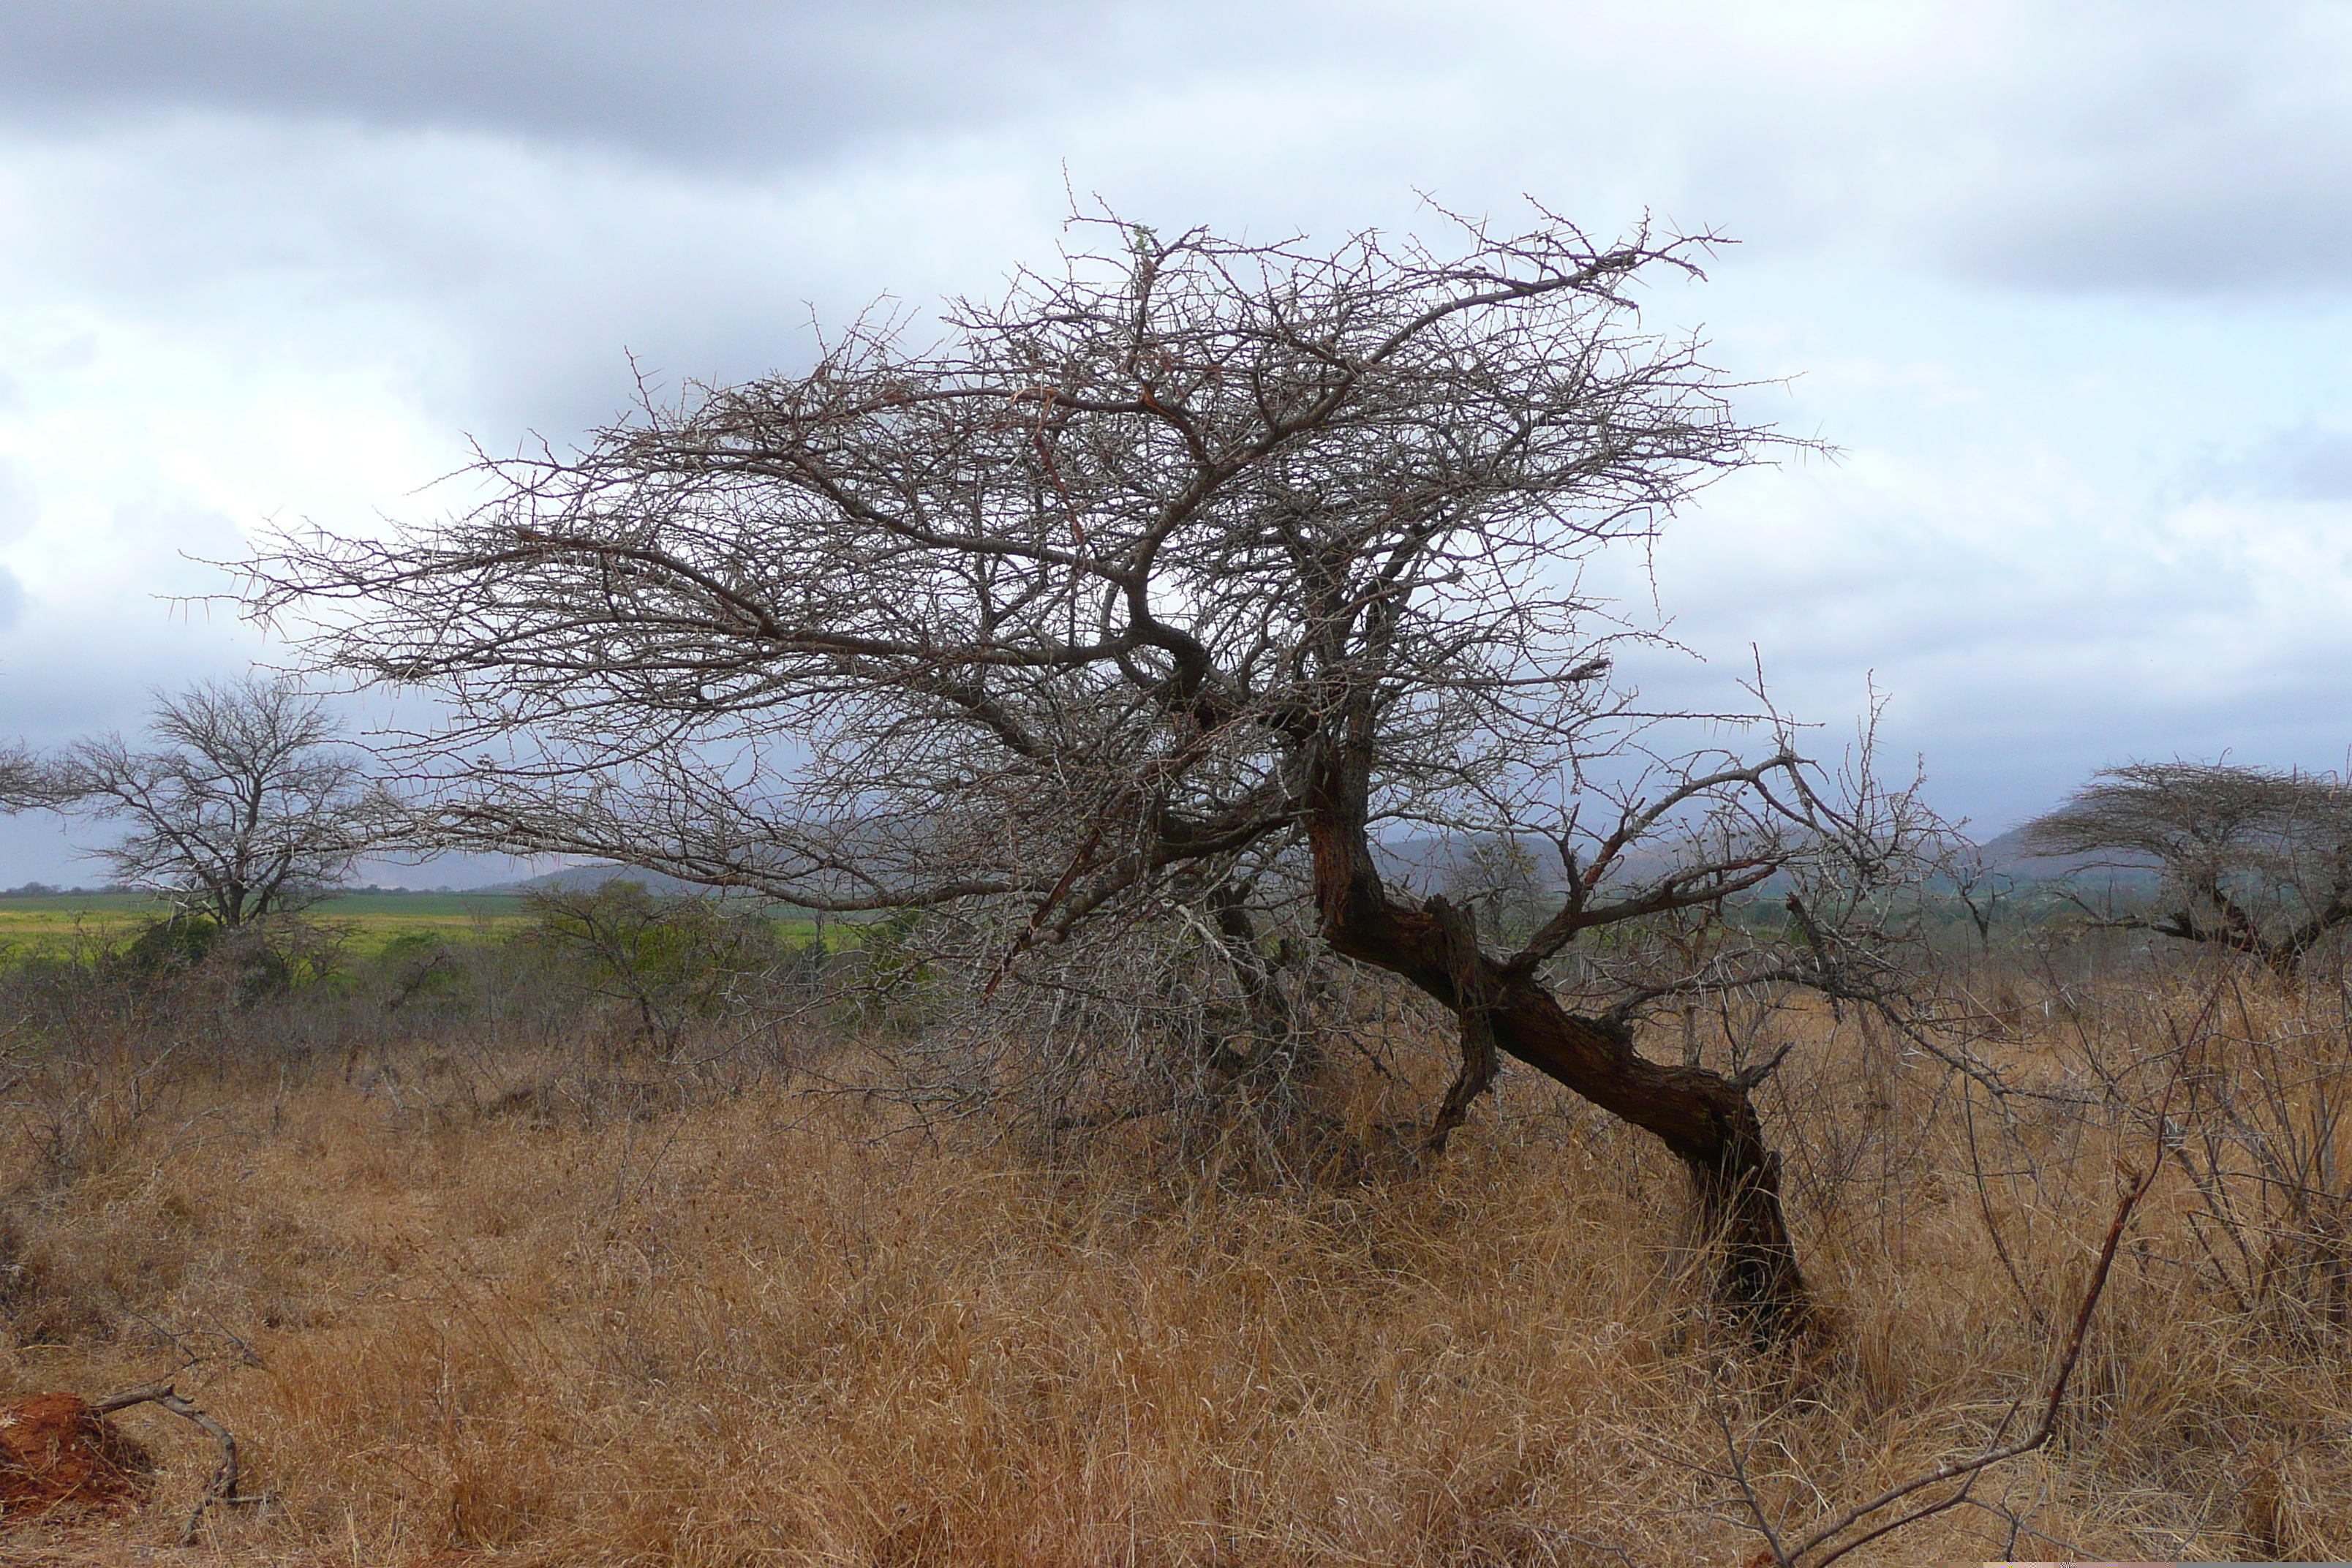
[2021,761,2352,976]
[52,676,380,927]
[244,210,1947,1328]
[1441,835,1553,946]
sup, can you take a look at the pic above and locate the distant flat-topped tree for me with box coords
[2022,761,2352,976]
[243,208,1946,1331]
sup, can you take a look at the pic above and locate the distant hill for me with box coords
[472,843,1564,904]
[478,864,715,897]
[1973,826,2159,884]
[467,833,2134,905]
[1387,826,2165,892]
[475,864,826,916]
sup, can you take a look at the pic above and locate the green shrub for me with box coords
[521,880,780,1047]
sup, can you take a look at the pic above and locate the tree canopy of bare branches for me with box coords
[50,676,380,927]
[2022,761,2352,976]
[0,741,51,812]
[244,210,1946,1328]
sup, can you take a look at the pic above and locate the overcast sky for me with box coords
[1,0,2348,882]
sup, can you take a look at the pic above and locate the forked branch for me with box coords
[94,1380,274,1545]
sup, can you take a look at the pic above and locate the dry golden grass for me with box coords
[1,968,2348,1565]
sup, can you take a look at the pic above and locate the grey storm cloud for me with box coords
[1931,51,2352,294]
[0,0,1161,167]
[7,1,2352,295]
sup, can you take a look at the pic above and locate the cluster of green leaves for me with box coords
[106,912,354,1000]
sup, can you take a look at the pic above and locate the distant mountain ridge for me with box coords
[475,864,713,897]
[1972,826,2159,881]
[464,826,2140,906]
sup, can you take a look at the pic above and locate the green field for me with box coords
[0,890,531,962]
[0,889,846,962]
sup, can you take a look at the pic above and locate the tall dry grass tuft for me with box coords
[1,956,2348,1564]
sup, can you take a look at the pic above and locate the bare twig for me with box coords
[94,1380,274,1545]
[1768,1130,2169,1567]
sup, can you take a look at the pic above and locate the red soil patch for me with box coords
[0,1395,153,1523]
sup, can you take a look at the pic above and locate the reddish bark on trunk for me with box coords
[1304,797,1808,1330]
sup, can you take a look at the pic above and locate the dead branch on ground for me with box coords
[94,1380,272,1545]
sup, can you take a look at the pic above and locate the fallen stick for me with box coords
[92,1381,272,1546]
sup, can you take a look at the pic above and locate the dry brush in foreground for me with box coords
[1,962,2348,1564]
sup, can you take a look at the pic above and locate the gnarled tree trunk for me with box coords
[1303,792,1808,1332]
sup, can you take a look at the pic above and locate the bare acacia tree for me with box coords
[53,676,380,927]
[2021,761,2352,977]
[244,211,1943,1327]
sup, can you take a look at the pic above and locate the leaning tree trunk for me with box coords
[1301,789,1809,1333]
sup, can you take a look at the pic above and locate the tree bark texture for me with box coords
[1303,791,1808,1330]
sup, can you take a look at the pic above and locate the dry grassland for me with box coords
[1,968,2348,1565]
